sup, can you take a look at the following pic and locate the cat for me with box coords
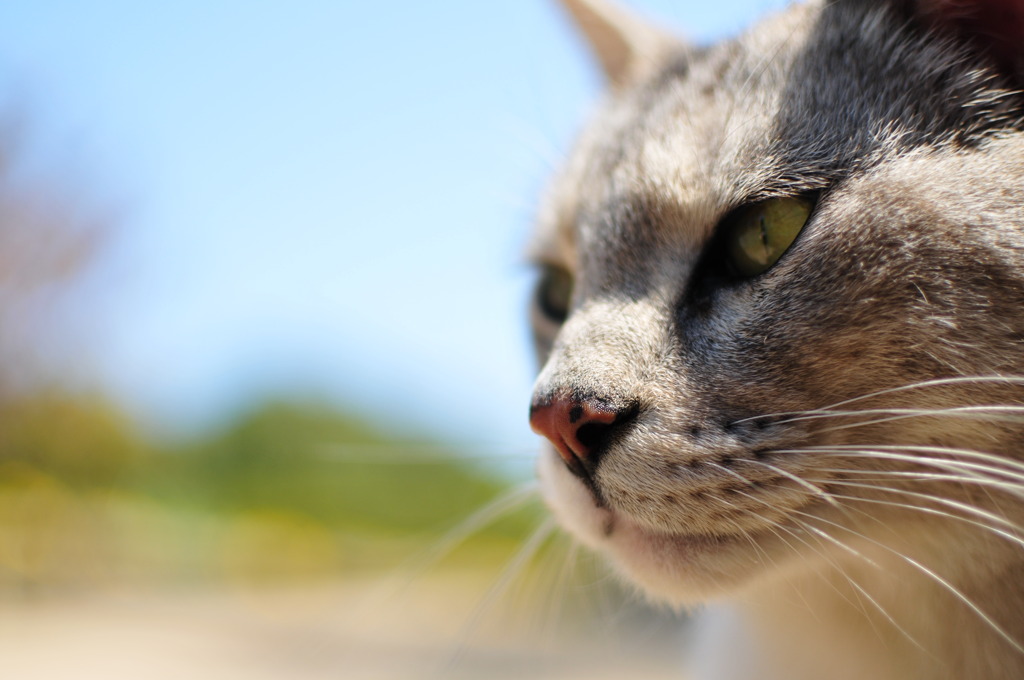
[527,0,1024,678]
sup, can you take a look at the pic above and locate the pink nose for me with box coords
[530,395,618,475]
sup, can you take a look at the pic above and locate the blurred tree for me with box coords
[0,119,132,486]
[0,124,103,396]
[152,401,515,534]
[0,393,144,487]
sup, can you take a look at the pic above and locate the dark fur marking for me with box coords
[569,405,584,424]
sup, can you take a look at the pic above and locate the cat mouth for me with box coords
[592,506,771,604]
[539,448,821,602]
[541,450,739,543]
[599,506,738,552]
[597,503,826,604]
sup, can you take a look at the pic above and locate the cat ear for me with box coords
[557,0,679,88]
[914,0,1024,77]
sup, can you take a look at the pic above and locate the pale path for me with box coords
[0,577,688,679]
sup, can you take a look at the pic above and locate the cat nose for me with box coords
[530,394,627,475]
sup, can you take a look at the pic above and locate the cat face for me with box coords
[530,0,1024,606]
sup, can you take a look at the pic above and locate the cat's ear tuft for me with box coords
[915,0,1024,78]
[557,0,679,88]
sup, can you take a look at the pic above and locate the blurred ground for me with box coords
[0,577,687,680]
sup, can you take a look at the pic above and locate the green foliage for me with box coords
[0,392,537,587]
[0,393,146,486]
[143,400,519,535]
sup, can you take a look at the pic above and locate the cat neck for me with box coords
[689,533,1024,680]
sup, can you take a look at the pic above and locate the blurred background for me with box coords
[0,1,788,678]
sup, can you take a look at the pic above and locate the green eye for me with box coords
[726,197,813,277]
[536,266,573,323]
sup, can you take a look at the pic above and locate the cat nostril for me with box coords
[530,394,632,475]
[576,422,611,450]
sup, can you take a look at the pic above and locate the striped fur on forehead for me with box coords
[536,0,1024,287]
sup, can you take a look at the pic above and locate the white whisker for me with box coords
[799,513,1024,655]
[787,516,928,653]
[811,465,1024,489]
[812,408,1024,435]
[391,481,540,591]
[771,405,1024,430]
[794,444,1024,476]
[734,487,923,649]
[801,478,1024,534]
[744,459,840,506]
[439,516,558,675]
[772,447,1024,487]
[539,537,580,642]
[799,488,1024,550]
[794,517,881,568]
[731,376,1024,426]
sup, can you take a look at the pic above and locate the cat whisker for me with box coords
[772,447,1024,486]
[538,536,580,644]
[573,548,654,637]
[791,443,1024,476]
[712,450,948,655]
[791,515,881,568]
[705,459,756,486]
[797,487,1024,551]
[439,516,558,675]
[732,488,922,648]
[806,451,1024,491]
[766,404,1024,430]
[728,484,865,581]
[785,515,930,653]
[730,376,1024,427]
[719,488,838,618]
[743,458,840,507]
[811,466,1024,485]
[815,456,1024,489]
[804,376,1024,412]
[812,410,1024,435]
[740,523,777,572]
[796,512,1024,655]
[758,522,836,621]
[388,481,541,594]
[811,465,1024,489]
[799,478,1024,534]
[519,531,576,646]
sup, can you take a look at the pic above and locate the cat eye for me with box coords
[725,197,813,277]
[535,266,573,324]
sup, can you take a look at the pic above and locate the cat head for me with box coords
[530,0,1024,605]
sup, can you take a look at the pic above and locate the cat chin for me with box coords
[538,449,786,607]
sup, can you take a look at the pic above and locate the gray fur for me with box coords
[532,1,1024,678]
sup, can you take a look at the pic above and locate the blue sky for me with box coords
[0,0,789,454]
